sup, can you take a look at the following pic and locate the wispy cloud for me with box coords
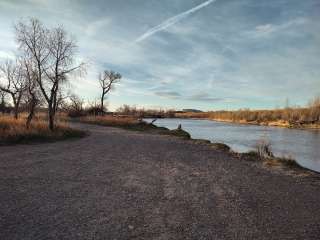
[155,90,224,102]
[135,0,217,42]
[155,91,181,99]
[247,17,308,38]
[187,92,223,102]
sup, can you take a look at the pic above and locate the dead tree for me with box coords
[0,60,26,118]
[0,90,8,113]
[15,18,84,130]
[99,70,121,113]
[23,59,40,128]
[65,94,84,117]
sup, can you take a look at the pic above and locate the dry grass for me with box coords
[263,157,303,170]
[0,114,86,145]
[80,115,141,127]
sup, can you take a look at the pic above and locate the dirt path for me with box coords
[0,123,319,239]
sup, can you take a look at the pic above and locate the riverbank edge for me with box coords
[182,137,319,176]
[78,117,319,176]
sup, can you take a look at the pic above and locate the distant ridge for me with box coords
[182,109,203,113]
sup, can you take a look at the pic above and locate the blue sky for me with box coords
[0,0,319,111]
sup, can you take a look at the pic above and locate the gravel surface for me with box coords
[0,123,319,240]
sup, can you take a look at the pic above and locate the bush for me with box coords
[255,139,274,158]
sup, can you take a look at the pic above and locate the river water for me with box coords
[145,118,320,172]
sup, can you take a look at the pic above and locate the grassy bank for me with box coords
[0,115,86,145]
[238,150,308,172]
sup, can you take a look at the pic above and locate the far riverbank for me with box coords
[174,116,320,130]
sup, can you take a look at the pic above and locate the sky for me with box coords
[0,0,319,111]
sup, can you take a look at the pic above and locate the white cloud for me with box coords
[135,0,217,42]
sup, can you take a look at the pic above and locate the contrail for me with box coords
[135,0,217,42]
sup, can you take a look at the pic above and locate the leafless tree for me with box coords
[0,89,8,113]
[0,59,26,118]
[15,18,85,130]
[99,70,121,113]
[309,96,320,122]
[64,94,85,117]
[23,58,40,128]
[69,94,84,111]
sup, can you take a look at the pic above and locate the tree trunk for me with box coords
[48,106,55,131]
[26,98,37,129]
[11,94,19,119]
[100,94,105,115]
[13,104,19,119]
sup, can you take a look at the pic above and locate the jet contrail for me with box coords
[135,0,217,42]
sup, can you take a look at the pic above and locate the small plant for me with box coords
[255,138,274,159]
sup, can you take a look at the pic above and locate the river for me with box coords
[145,118,320,172]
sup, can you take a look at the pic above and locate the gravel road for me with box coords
[0,123,319,239]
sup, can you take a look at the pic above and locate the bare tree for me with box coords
[0,89,8,113]
[64,94,84,117]
[15,18,84,130]
[309,96,320,122]
[99,70,121,113]
[0,59,26,118]
[23,58,40,128]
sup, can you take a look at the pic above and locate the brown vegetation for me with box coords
[0,114,86,145]
[116,104,176,118]
[176,97,320,128]
[238,139,305,172]
[80,115,141,127]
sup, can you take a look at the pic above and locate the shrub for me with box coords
[255,138,274,159]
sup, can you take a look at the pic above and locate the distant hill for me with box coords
[182,109,203,113]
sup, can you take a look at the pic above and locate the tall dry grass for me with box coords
[0,114,85,144]
[80,115,141,127]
